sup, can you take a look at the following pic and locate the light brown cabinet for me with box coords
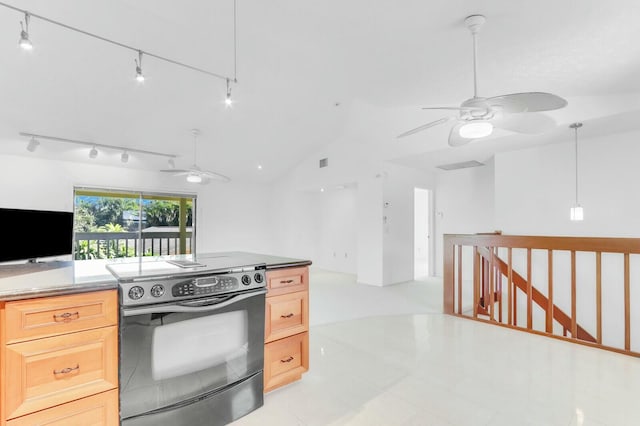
[1,290,119,426]
[264,267,309,392]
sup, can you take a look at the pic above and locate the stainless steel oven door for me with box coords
[119,288,266,422]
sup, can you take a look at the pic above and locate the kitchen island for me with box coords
[0,251,311,301]
[0,252,311,426]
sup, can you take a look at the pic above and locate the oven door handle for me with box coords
[122,289,267,316]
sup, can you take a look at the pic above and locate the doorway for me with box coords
[414,188,431,280]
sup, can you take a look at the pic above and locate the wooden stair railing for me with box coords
[476,246,596,343]
[443,234,640,358]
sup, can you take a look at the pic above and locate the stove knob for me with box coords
[128,286,144,300]
[150,284,165,298]
[241,275,252,286]
[254,273,264,283]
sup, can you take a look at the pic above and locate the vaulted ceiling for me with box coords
[0,0,639,183]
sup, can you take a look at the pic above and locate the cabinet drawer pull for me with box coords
[280,313,294,318]
[53,364,80,375]
[53,311,80,322]
[280,356,294,363]
[280,279,294,284]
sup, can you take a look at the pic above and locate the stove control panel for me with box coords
[172,276,240,297]
[119,265,267,306]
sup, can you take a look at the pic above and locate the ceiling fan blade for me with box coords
[492,112,557,134]
[421,106,485,112]
[200,170,231,182]
[397,117,451,138]
[448,122,476,147]
[160,169,191,174]
[486,92,568,113]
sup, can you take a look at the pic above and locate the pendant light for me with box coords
[570,122,583,221]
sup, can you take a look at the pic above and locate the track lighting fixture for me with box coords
[26,136,39,152]
[2,2,239,98]
[19,132,177,165]
[168,158,175,169]
[18,12,32,50]
[225,79,233,107]
[135,50,145,82]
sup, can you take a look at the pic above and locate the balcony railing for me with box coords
[443,233,640,358]
[74,231,192,259]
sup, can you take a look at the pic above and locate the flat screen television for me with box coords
[0,207,74,263]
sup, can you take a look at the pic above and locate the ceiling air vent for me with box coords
[436,160,484,171]
[319,158,329,168]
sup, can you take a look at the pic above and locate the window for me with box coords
[73,187,196,260]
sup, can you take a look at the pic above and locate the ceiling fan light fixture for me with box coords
[459,121,493,139]
[186,172,202,183]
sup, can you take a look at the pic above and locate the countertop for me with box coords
[0,252,311,301]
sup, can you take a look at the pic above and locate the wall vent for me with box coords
[436,160,484,171]
[319,158,329,168]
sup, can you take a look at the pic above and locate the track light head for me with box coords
[121,151,129,163]
[225,79,233,107]
[167,158,175,168]
[19,13,32,50]
[135,51,144,82]
[89,146,98,159]
[26,136,39,152]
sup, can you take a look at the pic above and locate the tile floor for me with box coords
[231,268,640,426]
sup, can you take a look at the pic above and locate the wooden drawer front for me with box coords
[5,326,118,419]
[5,290,117,344]
[264,332,309,392]
[265,291,308,343]
[7,389,119,426]
[267,267,308,296]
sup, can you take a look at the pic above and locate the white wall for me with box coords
[317,186,358,273]
[414,188,429,279]
[0,154,275,256]
[434,159,495,277]
[268,179,320,265]
[495,129,640,237]
[382,163,434,285]
[357,176,383,285]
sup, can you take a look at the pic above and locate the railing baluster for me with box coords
[624,253,630,351]
[571,251,577,339]
[508,248,513,326]
[457,245,462,314]
[442,239,455,315]
[527,248,532,330]
[596,251,602,344]
[547,249,553,333]
[497,248,503,323]
[473,246,479,318]
[489,247,496,321]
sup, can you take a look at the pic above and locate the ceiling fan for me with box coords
[397,14,568,147]
[160,129,230,184]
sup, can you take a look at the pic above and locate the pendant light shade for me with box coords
[569,122,583,221]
